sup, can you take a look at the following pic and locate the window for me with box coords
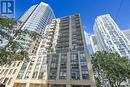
[59,72,66,79]
[82,74,89,80]
[1,69,4,74]
[32,71,38,79]
[80,52,89,80]
[8,78,13,84]
[71,72,80,80]
[0,77,4,82]
[8,69,13,74]
[17,62,20,66]
[4,69,8,75]
[59,54,67,80]
[13,69,17,74]
[51,63,56,68]
[13,63,16,67]
[49,54,59,80]
[71,52,80,80]
[3,78,8,84]
[24,72,30,79]
[80,62,87,66]
[38,72,44,79]
[17,62,28,79]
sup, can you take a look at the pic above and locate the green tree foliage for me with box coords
[93,51,130,87]
[0,16,39,65]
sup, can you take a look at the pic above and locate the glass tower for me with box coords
[17,2,55,51]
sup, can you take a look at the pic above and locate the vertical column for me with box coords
[47,54,52,80]
[67,15,71,84]
[67,52,71,84]
[68,15,74,86]
[26,83,30,87]
[56,53,61,80]
[78,51,82,81]
[69,16,72,51]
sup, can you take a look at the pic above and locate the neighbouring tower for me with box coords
[0,2,55,87]
[17,2,55,53]
[91,14,130,86]
[93,14,130,58]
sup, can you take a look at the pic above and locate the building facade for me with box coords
[19,2,55,34]
[0,61,23,87]
[93,14,130,58]
[0,14,95,87]
[91,14,130,86]
[16,2,55,52]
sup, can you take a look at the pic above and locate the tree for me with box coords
[0,16,39,65]
[93,51,130,87]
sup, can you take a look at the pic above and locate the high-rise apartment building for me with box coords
[16,2,55,53]
[0,14,95,87]
[92,14,130,58]
[91,14,130,86]
[0,2,55,54]
[0,2,55,87]
[19,2,55,34]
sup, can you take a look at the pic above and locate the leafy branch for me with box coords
[0,16,39,65]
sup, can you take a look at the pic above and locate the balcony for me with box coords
[50,25,56,30]
[57,39,69,43]
[56,48,69,53]
[61,30,69,33]
[72,32,81,36]
[47,33,54,36]
[58,35,69,39]
[56,45,69,49]
[77,46,84,51]
[56,43,69,47]
[46,41,52,45]
[60,17,69,22]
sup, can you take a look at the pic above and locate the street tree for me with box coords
[93,51,130,87]
[0,16,39,65]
